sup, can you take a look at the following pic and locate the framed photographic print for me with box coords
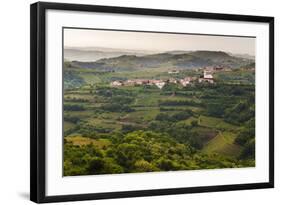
[30,2,274,203]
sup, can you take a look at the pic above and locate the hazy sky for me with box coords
[64,28,255,55]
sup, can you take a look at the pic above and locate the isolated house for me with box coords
[148,80,166,89]
[203,70,213,79]
[155,81,166,89]
[199,70,214,83]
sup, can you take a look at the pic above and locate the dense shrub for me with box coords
[64,104,85,111]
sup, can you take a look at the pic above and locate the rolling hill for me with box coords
[64,47,152,62]
[66,50,254,72]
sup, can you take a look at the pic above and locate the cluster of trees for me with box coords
[101,103,134,113]
[99,94,136,113]
[200,84,254,118]
[96,86,135,98]
[64,69,85,89]
[64,104,85,111]
[64,130,249,176]
[159,100,202,107]
[235,118,255,159]
[155,110,193,122]
[148,120,204,149]
[64,96,89,103]
[72,122,114,137]
[64,115,80,124]
[110,96,134,104]
[224,99,255,125]
[216,70,255,84]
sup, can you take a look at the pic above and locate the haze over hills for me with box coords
[64,47,255,62]
[227,52,255,60]
[64,46,157,62]
[66,50,255,72]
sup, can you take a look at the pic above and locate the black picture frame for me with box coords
[30,1,274,203]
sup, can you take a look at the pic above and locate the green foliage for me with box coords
[101,103,134,112]
[134,159,158,172]
[155,110,193,122]
[64,115,80,123]
[64,128,254,176]
[156,158,182,171]
[235,118,255,159]
[191,120,198,127]
[64,104,85,111]
[224,100,254,125]
[206,103,225,117]
[159,100,202,107]
[110,96,134,104]
[86,157,124,175]
[239,139,255,159]
[64,70,85,89]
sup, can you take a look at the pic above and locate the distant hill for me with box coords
[66,50,254,71]
[64,47,154,62]
[228,52,255,60]
[165,50,192,55]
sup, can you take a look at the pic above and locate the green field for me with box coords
[202,132,242,157]
[199,116,238,131]
[65,136,111,148]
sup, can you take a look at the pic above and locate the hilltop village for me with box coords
[110,66,226,89]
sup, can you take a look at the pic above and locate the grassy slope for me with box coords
[202,131,241,157]
[64,121,75,132]
[65,136,111,148]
